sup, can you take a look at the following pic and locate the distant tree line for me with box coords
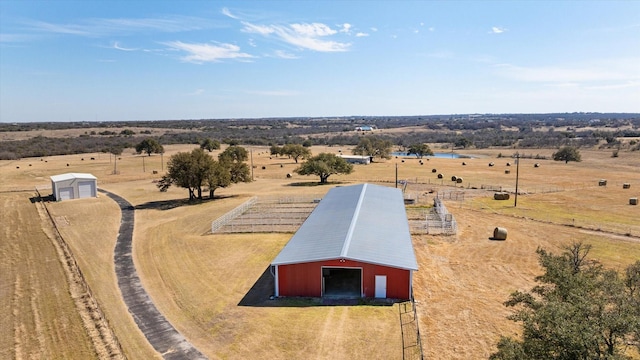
[1,114,639,159]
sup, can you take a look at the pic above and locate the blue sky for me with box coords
[1,1,639,122]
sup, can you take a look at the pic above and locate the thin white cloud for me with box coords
[273,50,299,59]
[490,26,506,34]
[23,16,217,37]
[370,27,378,32]
[221,7,239,19]
[290,23,337,37]
[163,41,254,63]
[355,32,369,37]
[242,21,350,52]
[584,81,640,90]
[339,23,352,33]
[494,60,640,84]
[0,33,39,42]
[113,41,137,51]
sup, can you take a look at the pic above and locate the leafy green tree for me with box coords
[218,146,251,183]
[352,136,393,160]
[135,138,164,156]
[270,145,282,156]
[158,149,207,200]
[295,153,353,183]
[200,138,220,152]
[120,129,136,136]
[218,145,248,163]
[282,144,312,163]
[158,148,246,200]
[490,243,640,360]
[205,160,231,198]
[552,146,582,163]
[406,143,434,158]
[455,137,472,149]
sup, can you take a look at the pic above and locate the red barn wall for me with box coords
[277,259,411,299]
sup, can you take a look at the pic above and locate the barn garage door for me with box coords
[59,187,74,201]
[322,267,361,298]
[78,181,95,198]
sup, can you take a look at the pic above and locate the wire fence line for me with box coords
[399,299,424,360]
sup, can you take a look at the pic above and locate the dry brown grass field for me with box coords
[1,139,639,359]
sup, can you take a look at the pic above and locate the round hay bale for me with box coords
[505,169,511,174]
[598,179,607,186]
[437,173,443,179]
[623,183,631,189]
[432,168,437,173]
[489,162,495,167]
[456,177,463,183]
[462,162,466,166]
[261,166,266,170]
[451,175,458,182]
[630,198,638,206]
[534,163,540,168]
[286,173,292,178]
[280,164,283,168]
[493,227,508,240]
[506,162,511,166]
[494,192,510,200]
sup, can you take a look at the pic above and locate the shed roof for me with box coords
[272,183,418,270]
[50,173,97,182]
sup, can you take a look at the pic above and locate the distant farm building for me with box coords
[50,173,97,201]
[355,125,373,131]
[271,183,418,300]
[339,154,372,165]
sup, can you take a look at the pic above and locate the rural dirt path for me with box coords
[100,189,207,360]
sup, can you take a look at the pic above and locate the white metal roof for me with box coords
[272,183,418,270]
[50,173,97,182]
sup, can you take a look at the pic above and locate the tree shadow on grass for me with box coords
[135,194,240,211]
[29,194,54,203]
[287,181,346,187]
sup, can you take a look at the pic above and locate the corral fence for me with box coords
[399,298,424,360]
[426,198,458,235]
[409,197,458,235]
[211,195,323,234]
[211,196,258,233]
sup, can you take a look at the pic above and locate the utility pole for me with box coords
[514,153,520,207]
[395,163,398,188]
[250,149,254,181]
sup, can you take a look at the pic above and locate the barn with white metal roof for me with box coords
[271,183,418,300]
[50,173,97,201]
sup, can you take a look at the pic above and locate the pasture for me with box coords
[1,141,639,359]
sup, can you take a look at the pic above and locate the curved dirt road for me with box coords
[100,189,207,360]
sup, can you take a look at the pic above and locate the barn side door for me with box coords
[374,275,387,298]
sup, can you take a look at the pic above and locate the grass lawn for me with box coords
[1,142,639,359]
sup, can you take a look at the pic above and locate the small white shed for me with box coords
[50,173,98,201]
[339,155,372,165]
